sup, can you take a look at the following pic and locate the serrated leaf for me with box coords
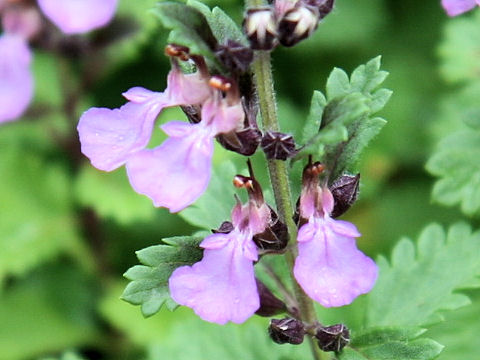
[340,326,443,360]
[296,57,391,170]
[427,129,480,215]
[74,165,155,224]
[179,161,239,230]
[340,339,443,360]
[153,2,218,63]
[366,223,480,328]
[188,0,247,46]
[296,92,370,160]
[122,236,203,317]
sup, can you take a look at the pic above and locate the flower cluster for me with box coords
[442,0,480,16]
[78,46,247,212]
[167,162,377,324]
[0,0,117,123]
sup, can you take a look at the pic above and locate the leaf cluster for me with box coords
[297,57,392,181]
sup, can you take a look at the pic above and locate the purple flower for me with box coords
[0,33,33,123]
[293,164,378,307]
[442,0,480,16]
[37,0,118,34]
[78,61,245,212]
[169,179,271,324]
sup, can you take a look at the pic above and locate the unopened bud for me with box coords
[212,221,234,234]
[315,324,350,352]
[278,4,319,47]
[329,174,360,218]
[269,318,305,345]
[253,207,288,253]
[255,279,287,317]
[305,0,335,19]
[261,131,297,160]
[217,126,262,156]
[215,40,254,73]
[244,6,278,50]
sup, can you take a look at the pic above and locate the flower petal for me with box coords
[0,34,33,123]
[38,0,118,34]
[200,233,231,250]
[201,98,244,135]
[77,98,165,171]
[441,0,477,16]
[125,123,214,212]
[169,235,259,324]
[294,219,378,307]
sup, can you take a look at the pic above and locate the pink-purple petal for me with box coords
[294,219,378,307]
[125,124,214,212]
[169,234,259,324]
[441,0,477,16]
[200,233,231,250]
[201,98,244,134]
[77,99,165,171]
[38,0,118,34]
[0,33,33,123]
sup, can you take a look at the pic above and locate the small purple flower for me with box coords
[0,33,33,123]
[37,0,118,34]
[169,178,271,324]
[293,163,378,307]
[442,0,480,16]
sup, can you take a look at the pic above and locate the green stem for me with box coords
[251,49,327,360]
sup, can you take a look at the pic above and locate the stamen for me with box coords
[164,44,190,61]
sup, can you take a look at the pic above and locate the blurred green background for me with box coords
[0,0,478,359]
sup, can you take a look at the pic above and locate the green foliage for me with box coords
[340,327,443,360]
[74,165,155,224]
[0,265,97,360]
[39,351,87,360]
[0,141,83,282]
[427,120,480,216]
[153,1,218,64]
[296,57,391,180]
[179,161,239,230]
[438,11,480,84]
[122,236,203,317]
[366,223,480,327]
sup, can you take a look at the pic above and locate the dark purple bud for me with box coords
[253,207,289,253]
[215,39,254,73]
[315,324,350,352]
[244,6,278,50]
[255,279,287,317]
[181,104,202,124]
[212,221,234,234]
[216,126,262,156]
[261,131,297,160]
[303,0,335,19]
[329,174,360,218]
[269,318,305,345]
[278,4,319,47]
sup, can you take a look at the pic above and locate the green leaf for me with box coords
[39,351,87,360]
[296,57,391,175]
[179,161,239,230]
[339,327,443,360]
[153,1,218,63]
[366,223,480,328]
[296,92,370,160]
[74,165,155,224]
[122,236,203,317]
[427,129,480,216]
[188,0,247,45]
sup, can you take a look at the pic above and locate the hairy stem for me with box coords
[250,43,327,360]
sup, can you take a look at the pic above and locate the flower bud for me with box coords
[305,0,335,19]
[269,318,305,345]
[278,4,319,47]
[212,221,234,234]
[215,39,254,73]
[261,131,297,160]
[315,323,350,352]
[255,279,287,317]
[329,174,360,218]
[244,6,278,50]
